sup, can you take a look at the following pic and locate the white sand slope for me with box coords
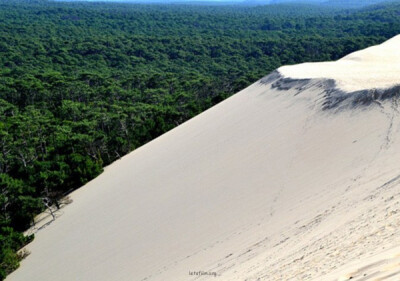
[7,35,400,281]
[279,35,400,92]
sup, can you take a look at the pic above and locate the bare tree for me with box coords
[41,197,55,220]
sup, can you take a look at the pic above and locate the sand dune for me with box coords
[279,35,400,92]
[6,35,400,281]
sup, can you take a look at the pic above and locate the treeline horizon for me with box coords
[1,0,400,279]
[49,0,398,8]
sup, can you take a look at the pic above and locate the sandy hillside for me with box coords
[6,35,400,281]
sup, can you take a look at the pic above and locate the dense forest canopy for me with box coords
[1,0,400,279]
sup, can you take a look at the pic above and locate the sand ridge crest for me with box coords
[279,34,400,92]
